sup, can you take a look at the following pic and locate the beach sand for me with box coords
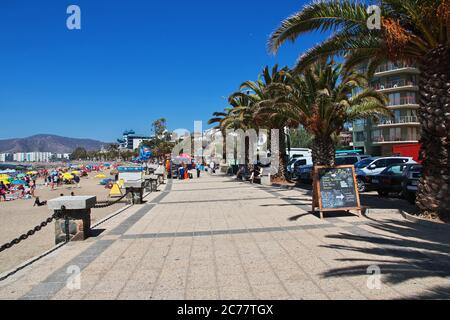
[0,170,127,274]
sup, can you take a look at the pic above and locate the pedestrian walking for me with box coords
[0,181,8,202]
[74,175,81,188]
[196,163,201,178]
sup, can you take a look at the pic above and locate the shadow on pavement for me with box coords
[319,218,450,299]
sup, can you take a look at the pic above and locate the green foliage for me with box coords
[145,119,175,159]
[268,0,450,73]
[70,147,88,160]
[289,128,313,149]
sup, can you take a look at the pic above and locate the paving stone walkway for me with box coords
[0,174,449,300]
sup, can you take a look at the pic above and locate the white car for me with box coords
[355,157,417,192]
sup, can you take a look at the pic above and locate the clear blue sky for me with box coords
[0,0,321,142]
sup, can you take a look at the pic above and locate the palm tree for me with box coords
[268,0,450,218]
[260,60,389,166]
[232,65,298,180]
[208,95,255,164]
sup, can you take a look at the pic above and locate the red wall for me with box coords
[392,144,422,163]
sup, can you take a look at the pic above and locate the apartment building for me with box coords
[352,62,421,156]
[0,152,70,163]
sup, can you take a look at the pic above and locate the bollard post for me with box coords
[48,196,97,245]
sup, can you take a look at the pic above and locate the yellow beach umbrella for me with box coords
[63,173,74,180]
[95,174,107,179]
[71,171,80,175]
[0,174,10,180]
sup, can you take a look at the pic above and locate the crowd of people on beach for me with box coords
[0,164,106,203]
[0,173,38,202]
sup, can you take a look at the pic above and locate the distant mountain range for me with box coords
[0,134,108,154]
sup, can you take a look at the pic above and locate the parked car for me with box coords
[287,148,312,160]
[372,163,423,197]
[294,154,370,184]
[297,164,314,184]
[403,165,423,204]
[287,157,312,179]
[355,157,417,192]
[335,154,371,166]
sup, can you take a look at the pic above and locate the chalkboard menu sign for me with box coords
[312,165,361,219]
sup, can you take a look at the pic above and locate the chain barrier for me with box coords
[0,179,161,254]
[93,190,131,208]
[0,207,66,253]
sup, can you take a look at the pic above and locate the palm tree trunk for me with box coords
[312,136,335,166]
[416,45,450,221]
[274,127,288,180]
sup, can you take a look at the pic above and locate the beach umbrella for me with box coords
[17,173,26,178]
[63,173,74,180]
[95,174,107,179]
[71,171,80,175]
[11,180,27,185]
[173,153,192,164]
[0,174,10,180]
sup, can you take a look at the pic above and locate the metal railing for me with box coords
[373,135,420,142]
[375,62,416,73]
[387,97,417,106]
[377,116,419,125]
[374,80,417,90]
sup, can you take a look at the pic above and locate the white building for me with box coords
[0,152,68,163]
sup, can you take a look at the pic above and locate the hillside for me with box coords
[0,134,107,154]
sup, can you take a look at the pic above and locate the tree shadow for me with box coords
[319,218,450,298]
[359,194,420,215]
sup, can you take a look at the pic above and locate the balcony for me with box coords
[373,80,418,93]
[376,116,420,127]
[387,97,419,110]
[372,135,420,145]
[374,63,420,77]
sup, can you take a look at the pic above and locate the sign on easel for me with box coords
[312,165,362,219]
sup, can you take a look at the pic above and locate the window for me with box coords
[386,158,408,166]
[336,157,358,165]
[374,159,387,168]
[355,132,366,142]
[387,165,405,175]
[294,159,307,167]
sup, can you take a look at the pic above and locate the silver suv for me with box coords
[355,157,417,192]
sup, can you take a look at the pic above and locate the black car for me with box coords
[372,163,422,197]
[403,166,423,204]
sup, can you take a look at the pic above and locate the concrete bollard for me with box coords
[47,196,97,245]
[125,186,144,204]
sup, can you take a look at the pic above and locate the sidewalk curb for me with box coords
[399,210,450,230]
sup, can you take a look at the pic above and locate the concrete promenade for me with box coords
[0,174,449,300]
